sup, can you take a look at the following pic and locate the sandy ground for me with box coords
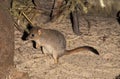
[14,16,120,79]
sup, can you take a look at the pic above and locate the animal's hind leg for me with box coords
[53,54,59,64]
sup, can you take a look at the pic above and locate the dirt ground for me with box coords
[14,16,120,79]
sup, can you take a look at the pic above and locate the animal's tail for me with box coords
[64,46,99,56]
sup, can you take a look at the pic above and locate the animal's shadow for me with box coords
[116,11,120,24]
[21,24,33,41]
[115,74,120,79]
[21,24,36,48]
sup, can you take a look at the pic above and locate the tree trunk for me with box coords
[0,1,14,78]
[0,1,29,79]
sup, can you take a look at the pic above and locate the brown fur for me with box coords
[27,27,99,63]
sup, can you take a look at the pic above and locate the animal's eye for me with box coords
[31,34,34,37]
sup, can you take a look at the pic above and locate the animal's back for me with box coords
[40,29,66,55]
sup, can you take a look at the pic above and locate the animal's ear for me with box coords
[38,29,41,35]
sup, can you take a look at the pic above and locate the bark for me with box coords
[0,0,30,79]
[0,1,14,78]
